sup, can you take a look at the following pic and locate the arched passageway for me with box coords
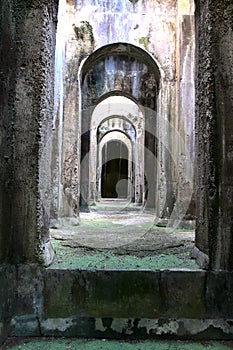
[101,140,129,199]
[80,43,160,211]
[49,0,197,270]
[89,96,142,205]
[98,130,133,201]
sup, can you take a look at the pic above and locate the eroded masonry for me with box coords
[0,0,233,344]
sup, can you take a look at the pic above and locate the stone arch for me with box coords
[98,133,132,200]
[80,43,161,211]
[89,95,143,204]
[97,117,136,143]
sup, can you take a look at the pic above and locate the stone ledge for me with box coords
[7,265,233,339]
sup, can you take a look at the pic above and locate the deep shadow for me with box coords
[101,140,129,198]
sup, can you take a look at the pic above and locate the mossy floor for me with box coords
[4,338,233,350]
[50,200,198,270]
[50,239,198,270]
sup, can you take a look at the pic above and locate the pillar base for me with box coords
[191,246,209,269]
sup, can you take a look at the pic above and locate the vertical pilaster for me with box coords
[195,0,233,269]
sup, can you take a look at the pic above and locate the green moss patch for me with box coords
[139,37,150,50]
[51,239,198,270]
[4,339,233,350]
[50,204,197,270]
[73,21,94,45]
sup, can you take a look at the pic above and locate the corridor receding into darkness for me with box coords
[0,0,233,344]
[49,0,196,269]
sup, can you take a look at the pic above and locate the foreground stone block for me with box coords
[205,271,233,319]
[43,270,161,319]
[0,265,16,344]
[160,270,206,318]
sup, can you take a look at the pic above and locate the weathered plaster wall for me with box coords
[66,0,177,78]
[195,0,233,269]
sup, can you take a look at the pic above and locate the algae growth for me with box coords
[50,239,198,270]
[139,36,150,50]
[73,21,94,45]
[4,339,233,350]
[49,200,198,270]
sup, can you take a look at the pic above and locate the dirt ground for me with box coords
[49,200,198,270]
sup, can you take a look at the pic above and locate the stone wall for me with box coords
[8,265,233,339]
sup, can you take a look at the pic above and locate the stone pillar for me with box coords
[10,0,58,265]
[50,0,66,227]
[134,141,141,204]
[89,135,96,204]
[0,0,16,263]
[80,111,91,211]
[61,68,80,221]
[176,0,195,220]
[144,110,157,210]
[195,0,233,269]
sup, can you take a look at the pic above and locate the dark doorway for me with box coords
[101,140,128,198]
